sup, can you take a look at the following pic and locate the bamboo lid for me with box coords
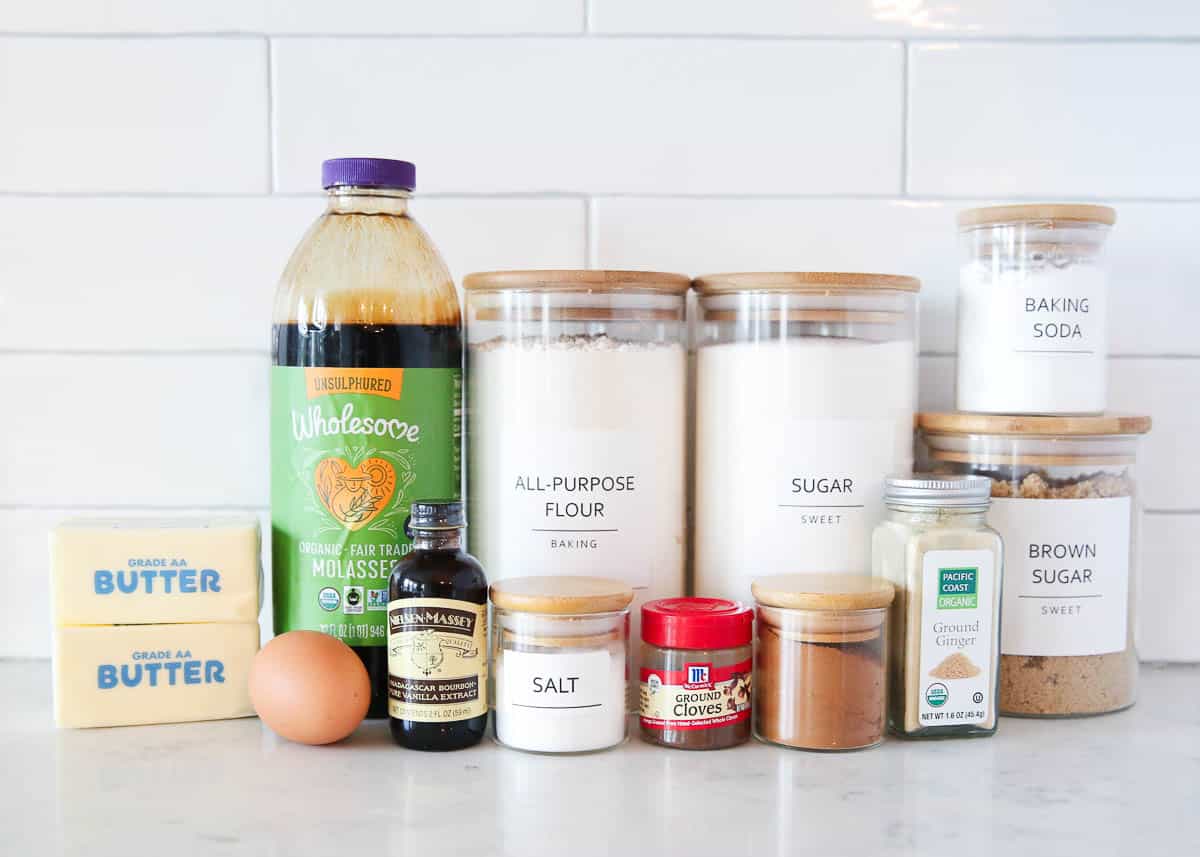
[957,204,1116,228]
[694,272,920,295]
[751,574,895,611]
[919,412,1151,437]
[464,269,689,295]
[490,576,634,615]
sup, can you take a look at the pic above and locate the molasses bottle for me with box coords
[271,158,462,719]
[387,500,488,750]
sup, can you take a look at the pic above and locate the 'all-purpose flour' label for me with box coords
[992,497,1132,656]
[918,550,997,727]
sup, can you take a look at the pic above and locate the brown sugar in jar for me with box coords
[752,575,894,751]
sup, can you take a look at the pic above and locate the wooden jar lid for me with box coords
[464,269,689,295]
[490,576,634,615]
[919,412,1151,437]
[957,203,1116,228]
[693,271,920,295]
[751,573,895,612]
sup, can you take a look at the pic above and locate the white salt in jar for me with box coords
[465,270,688,654]
[490,576,632,753]
[693,272,920,603]
[957,204,1115,414]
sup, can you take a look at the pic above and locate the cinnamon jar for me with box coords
[638,598,753,750]
[752,574,895,751]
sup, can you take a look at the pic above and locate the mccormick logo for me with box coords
[684,663,712,690]
[938,567,979,610]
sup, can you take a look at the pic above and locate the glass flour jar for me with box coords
[957,204,1115,414]
[490,576,632,754]
[920,412,1152,717]
[693,272,919,603]
[465,270,689,655]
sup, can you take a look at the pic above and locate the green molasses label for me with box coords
[271,366,461,646]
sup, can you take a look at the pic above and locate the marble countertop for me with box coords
[4,661,1198,857]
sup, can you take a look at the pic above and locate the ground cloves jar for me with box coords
[490,576,632,754]
[752,574,894,751]
[639,598,753,750]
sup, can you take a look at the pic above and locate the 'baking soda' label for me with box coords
[992,497,1131,656]
[1000,269,1108,355]
[639,659,751,731]
[918,549,997,727]
[386,597,487,722]
[270,366,461,647]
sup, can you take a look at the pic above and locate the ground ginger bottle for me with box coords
[271,158,462,718]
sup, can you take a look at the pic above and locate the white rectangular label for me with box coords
[918,549,996,726]
[999,269,1107,356]
[495,648,626,753]
[992,497,1131,656]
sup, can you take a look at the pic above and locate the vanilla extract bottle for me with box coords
[387,500,488,751]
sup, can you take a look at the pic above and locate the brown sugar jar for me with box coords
[639,598,753,750]
[752,574,895,751]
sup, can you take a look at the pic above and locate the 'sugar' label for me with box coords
[992,497,1131,656]
[270,366,461,647]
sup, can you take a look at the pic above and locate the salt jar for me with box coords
[957,204,1115,414]
[465,270,689,653]
[693,272,920,603]
[490,576,633,754]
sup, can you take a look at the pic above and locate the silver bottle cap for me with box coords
[884,474,992,508]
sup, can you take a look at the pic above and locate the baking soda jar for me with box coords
[956,204,1115,414]
[271,158,462,718]
[464,270,689,662]
[693,272,920,603]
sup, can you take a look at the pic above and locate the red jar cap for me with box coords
[641,598,753,650]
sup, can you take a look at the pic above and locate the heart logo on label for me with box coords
[315,457,397,531]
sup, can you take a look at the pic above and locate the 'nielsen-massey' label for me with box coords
[387,597,487,723]
[270,366,461,647]
[639,660,751,731]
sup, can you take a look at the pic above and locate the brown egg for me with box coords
[249,631,371,745]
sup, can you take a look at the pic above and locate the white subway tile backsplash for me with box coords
[1139,514,1200,662]
[0,1,583,34]
[274,38,902,195]
[0,354,267,507]
[590,1,1200,38]
[0,508,271,659]
[0,196,585,351]
[596,198,1200,357]
[908,43,1200,198]
[0,38,268,193]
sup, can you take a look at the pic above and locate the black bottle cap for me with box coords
[408,499,465,531]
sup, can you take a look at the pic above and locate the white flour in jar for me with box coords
[468,334,686,646]
[957,261,1108,414]
[694,337,915,603]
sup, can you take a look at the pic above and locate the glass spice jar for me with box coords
[638,598,753,750]
[752,574,894,751]
[490,576,632,754]
[920,412,1152,717]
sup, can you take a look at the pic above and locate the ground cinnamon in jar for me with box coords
[752,575,894,751]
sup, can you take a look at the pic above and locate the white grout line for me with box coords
[266,36,276,194]
[899,42,910,196]
[3,33,1200,43]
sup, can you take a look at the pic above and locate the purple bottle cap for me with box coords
[321,157,415,191]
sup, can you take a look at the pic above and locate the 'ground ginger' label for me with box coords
[387,597,487,722]
[270,366,461,647]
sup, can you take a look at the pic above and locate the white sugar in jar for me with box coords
[693,273,920,604]
[956,204,1116,415]
[490,576,632,754]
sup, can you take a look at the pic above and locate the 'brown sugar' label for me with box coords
[386,597,487,722]
[639,659,751,731]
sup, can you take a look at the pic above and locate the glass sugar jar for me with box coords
[638,598,754,750]
[464,270,689,663]
[956,204,1115,414]
[920,412,1152,717]
[752,574,895,751]
[692,272,920,605]
[490,576,632,754]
